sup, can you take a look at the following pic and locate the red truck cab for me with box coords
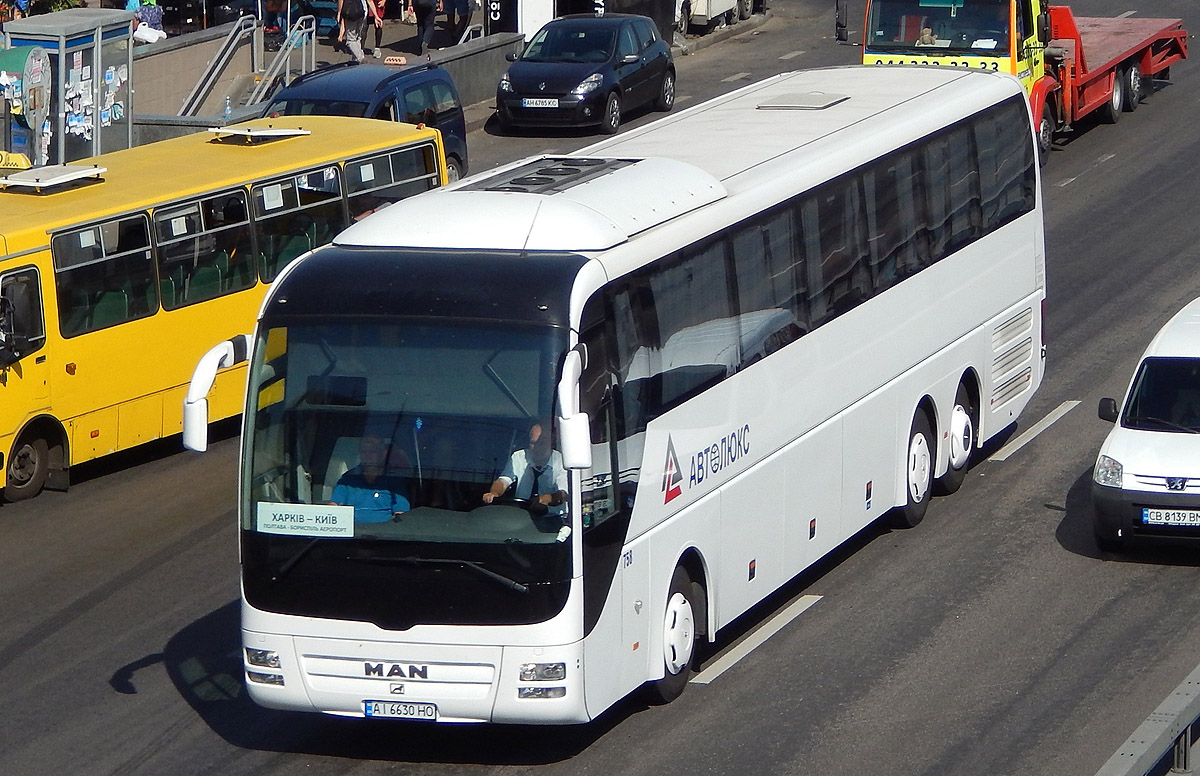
[861,0,1187,162]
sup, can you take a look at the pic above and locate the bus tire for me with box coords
[601,92,622,135]
[1037,103,1054,166]
[5,433,49,502]
[934,383,975,496]
[1100,69,1124,124]
[1122,62,1141,112]
[646,565,699,704]
[893,409,933,528]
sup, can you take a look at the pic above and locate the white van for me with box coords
[1092,296,1200,551]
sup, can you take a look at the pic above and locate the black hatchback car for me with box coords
[495,14,675,134]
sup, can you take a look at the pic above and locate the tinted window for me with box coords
[52,215,157,336]
[154,190,255,309]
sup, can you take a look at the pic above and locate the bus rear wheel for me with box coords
[646,565,699,704]
[934,383,975,496]
[6,433,49,502]
[893,410,933,528]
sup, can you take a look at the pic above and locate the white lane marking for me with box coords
[1055,153,1117,188]
[989,400,1081,462]
[691,594,822,684]
[1117,10,1136,18]
[779,50,806,60]
[722,72,753,82]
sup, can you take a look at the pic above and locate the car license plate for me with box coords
[363,700,438,720]
[1142,507,1200,526]
[522,98,559,108]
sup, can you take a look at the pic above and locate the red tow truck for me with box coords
[858,0,1188,161]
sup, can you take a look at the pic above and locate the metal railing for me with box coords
[248,15,318,106]
[178,15,259,116]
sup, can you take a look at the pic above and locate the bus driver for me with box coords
[482,421,568,516]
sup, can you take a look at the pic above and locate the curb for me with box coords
[463,11,771,133]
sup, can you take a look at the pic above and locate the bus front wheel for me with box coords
[893,410,933,528]
[646,565,699,704]
[6,433,49,502]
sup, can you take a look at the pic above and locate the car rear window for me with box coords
[265,99,370,118]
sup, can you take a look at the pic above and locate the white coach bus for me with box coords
[185,65,1046,723]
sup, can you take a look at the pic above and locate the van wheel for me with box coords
[645,565,699,704]
[893,410,933,528]
[1100,69,1124,124]
[1122,62,1141,111]
[6,433,49,502]
[934,384,975,496]
[445,157,463,183]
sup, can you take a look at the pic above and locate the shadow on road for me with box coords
[115,599,649,764]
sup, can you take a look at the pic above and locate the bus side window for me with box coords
[52,215,156,336]
[579,300,618,530]
[0,268,46,364]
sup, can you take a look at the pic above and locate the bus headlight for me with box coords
[520,662,566,681]
[518,687,566,699]
[246,647,281,668]
[1094,455,1123,488]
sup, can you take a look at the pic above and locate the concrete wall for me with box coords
[131,21,255,116]
[423,32,524,107]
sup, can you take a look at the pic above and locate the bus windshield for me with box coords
[241,317,573,628]
[866,0,1010,53]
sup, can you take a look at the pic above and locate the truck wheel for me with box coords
[1037,103,1054,166]
[1122,63,1141,111]
[1100,69,1124,124]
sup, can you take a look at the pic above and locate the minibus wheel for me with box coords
[6,433,49,502]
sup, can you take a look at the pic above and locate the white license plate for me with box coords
[522,98,559,108]
[1142,507,1200,526]
[363,700,438,719]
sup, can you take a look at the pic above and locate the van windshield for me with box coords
[1123,357,1200,433]
[265,98,370,118]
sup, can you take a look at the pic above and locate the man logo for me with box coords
[663,436,683,503]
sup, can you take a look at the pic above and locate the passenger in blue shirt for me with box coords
[330,433,410,523]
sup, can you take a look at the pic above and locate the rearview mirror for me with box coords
[1098,397,1119,423]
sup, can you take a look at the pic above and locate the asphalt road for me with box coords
[2,0,1200,773]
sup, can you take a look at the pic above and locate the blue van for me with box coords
[264,63,469,180]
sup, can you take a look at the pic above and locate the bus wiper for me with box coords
[271,537,321,582]
[384,556,529,593]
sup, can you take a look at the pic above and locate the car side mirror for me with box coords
[1098,397,1119,423]
[506,52,518,62]
[621,53,639,64]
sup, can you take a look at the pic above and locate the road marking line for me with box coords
[1055,153,1117,188]
[1117,10,1136,18]
[691,594,822,685]
[722,72,752,82]
[779,50,806,60]
[989,400,1080,462]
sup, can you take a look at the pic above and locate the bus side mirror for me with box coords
[557,348,593,470]
[183,334,252,452]
[835,0,848,42]
[1,282,33,366]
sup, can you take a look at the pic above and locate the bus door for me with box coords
[0,266,51,411]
